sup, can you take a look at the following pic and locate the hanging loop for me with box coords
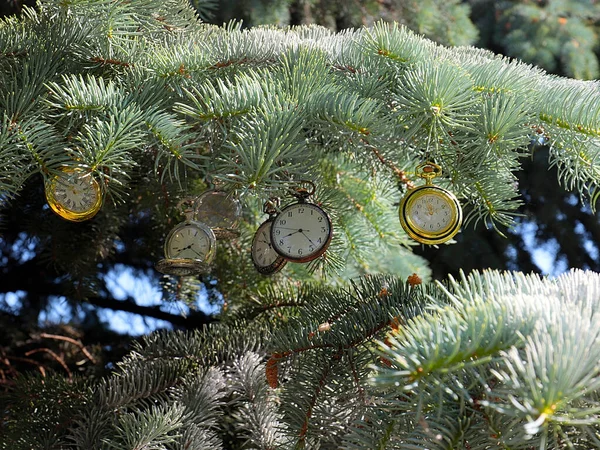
[289,180,316,199]
[416,162,442,185]
[263,197,280,216]
[176,197,197,220]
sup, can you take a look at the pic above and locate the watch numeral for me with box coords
[321,227,326,233]
[298,249,303,255]
[288,211,293,217]
[317,217,323,222]
[280,219,287,225]
[298,208,305,213]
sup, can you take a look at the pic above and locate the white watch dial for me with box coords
[251,219,286,274]
[408,193,454,233]
[166,224,213,260]
[53,173,99,213]
[271,202,332,262]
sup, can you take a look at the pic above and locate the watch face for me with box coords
[399,186,462,244]
[270,202,332,262]
[46,169,102,222]
[194,190,242,230]
[164,221,216,263]
[251,219,287,275]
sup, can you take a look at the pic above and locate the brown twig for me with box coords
[39,333,97,364]
[367,143,415,189]
[298,362,331,444]
[6,355,47,377]
[90,56,132,68]
[348,350,366,404]
[25,348,72,379]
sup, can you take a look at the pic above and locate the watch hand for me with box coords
[174,243,194,255]
[300,231,316,246]
[190,247,205,258]
[276,226,306,231]
[258,239,272,247]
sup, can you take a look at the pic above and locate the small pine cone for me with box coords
[407,273,422,286]
[266,354,280,388]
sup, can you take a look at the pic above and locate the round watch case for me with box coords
[194,190,242,239]
[45,167,102,222]
[399,184,462,245]
[156,220,216,276]
[270,201,332,263]
[251,217,287,275]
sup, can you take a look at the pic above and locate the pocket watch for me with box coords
[194,189,242,239]
[155,204,217,276]
[251,199,287,275]
[270,183,333,263]
[44,166,103,222]
[399,162,462,245]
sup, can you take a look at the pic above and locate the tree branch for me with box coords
[83,295,215,329]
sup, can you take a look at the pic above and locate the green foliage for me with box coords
[3,1,600,448]
[479,0,600,80]
[374,269,600,448]
[1,373,91,449]
[7,271,600,448]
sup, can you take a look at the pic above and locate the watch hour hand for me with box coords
[174,243,193,255]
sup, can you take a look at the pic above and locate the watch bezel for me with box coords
[270,202,333,263]
[251,218,287,275]
[163,219,217,263]
[399,185,462,245]
[45,167,102,222]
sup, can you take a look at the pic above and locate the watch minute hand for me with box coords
[300,231,316,246]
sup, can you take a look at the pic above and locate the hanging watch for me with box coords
[155,202,217,276]
[194,189,242,239]
[399,162,462,245]
[270,183,333,263]
[251,199,287,275]
[45,166,103,222]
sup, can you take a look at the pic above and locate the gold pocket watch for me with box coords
[270,183,333,263]
[399,162,462,245]
[251,199,287,275]
[194,189,242,239]
[44,166,103,222]
[155,201,217,277]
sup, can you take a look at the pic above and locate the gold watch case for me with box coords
[45,167,102,222]
[156,220,217,276]
[399,163,462,245]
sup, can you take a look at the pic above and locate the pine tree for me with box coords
[2,0,600,448]
[472,0,600,80]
